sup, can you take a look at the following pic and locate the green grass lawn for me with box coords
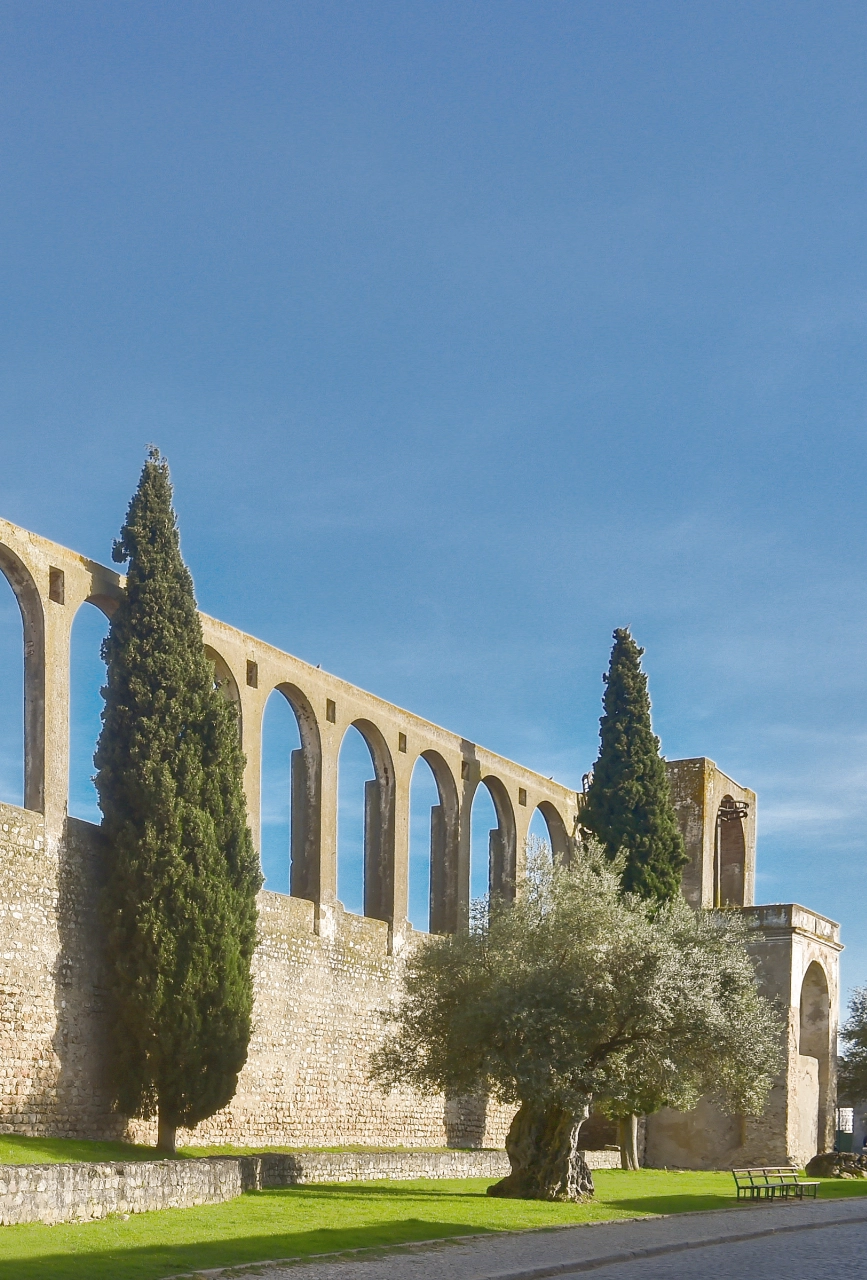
[0,1135,462,1164]
[0,1170,864,1280]
[0,1136,168,1165]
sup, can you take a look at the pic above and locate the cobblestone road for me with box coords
[194,1198,867,1280]
[572,1218,867,1278]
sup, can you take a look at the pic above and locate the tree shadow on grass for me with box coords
[286,1181,494,1198]
[598,1191,739,1215]
[0,1218,487,1280]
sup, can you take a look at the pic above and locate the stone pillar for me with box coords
[428,773,461,935]
[317,713,342,909]
[457,761,479,930]
[238,682,266,869]
[512,798,534,891]
[390,749,414,938]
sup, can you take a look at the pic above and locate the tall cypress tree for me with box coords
[94,449,262,1152]
[581,628,686,903]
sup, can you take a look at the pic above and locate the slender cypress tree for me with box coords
[581,629,688,1172]
[94,449,262,1152]
[581,628,687,904]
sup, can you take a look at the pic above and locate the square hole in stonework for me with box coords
[398,732,407,753]
[518,788,527,806]
[326,698,336,723]
[246,660,258,688]
[49,567,65,604]
[461,760,470,779]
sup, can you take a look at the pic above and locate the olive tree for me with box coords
[371,844,781,1201]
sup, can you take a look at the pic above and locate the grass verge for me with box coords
[0,1136,168,1165]
[0,1170,864,1280]
[0,1135,469,1164]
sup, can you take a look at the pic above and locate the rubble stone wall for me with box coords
[0,1148,622,1226]
[0,801,513,1148]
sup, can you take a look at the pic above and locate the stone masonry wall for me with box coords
[0,1149,622,1226]
[0,1157,249,1225]
[0,801,513,1148]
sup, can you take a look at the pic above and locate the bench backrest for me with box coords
[732,1166,801,1188]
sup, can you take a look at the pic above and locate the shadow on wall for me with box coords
[443,1095,490,1149]
[50,818,125,1142]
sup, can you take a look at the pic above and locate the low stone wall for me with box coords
[0,1157,249,1225]
[256,1149,511,1185]
[254,1147,620,1185]
[0,1148,623,1225]
[583,1148,621,1171]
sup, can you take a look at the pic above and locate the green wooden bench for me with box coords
[732,1167,820,1200]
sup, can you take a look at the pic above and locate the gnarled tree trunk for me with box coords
[617,1114,640,1170]
[487,1100,594,1201]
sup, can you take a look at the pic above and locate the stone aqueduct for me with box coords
[0,515,844,1167]
[0,516,578,939]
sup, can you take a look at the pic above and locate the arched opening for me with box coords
[0,547,44,812]
[469,775,517,905]
[409,750,459,934]
[337,719,395,921]
[260,691,300,894]
[204,646,241,722]
[408,756,437,932]
[714,795,747,907]
[68,601,111,823]
[799,962,831,1160]
[260,682,322,899]
[0,569,24,807]
[530,802,571,864]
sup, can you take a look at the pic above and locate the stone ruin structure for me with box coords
[0,516,841,1166]
[646,760,840,1168]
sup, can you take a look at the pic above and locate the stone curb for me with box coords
[165,1205,867,1280]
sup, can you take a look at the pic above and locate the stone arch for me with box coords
[479,774,517,903]
[204,645,242,716]
[85,592,119,620]
[345,718,396,922]
[799,960,832,1159]
[534,801,571,864]
[417,749,460,934]
[714,794,747,907]
[0,545,44,813]
[268,682,322,903]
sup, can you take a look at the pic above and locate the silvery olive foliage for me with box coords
[372,838,782,1122]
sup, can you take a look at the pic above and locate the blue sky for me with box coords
[0,2,865,991]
